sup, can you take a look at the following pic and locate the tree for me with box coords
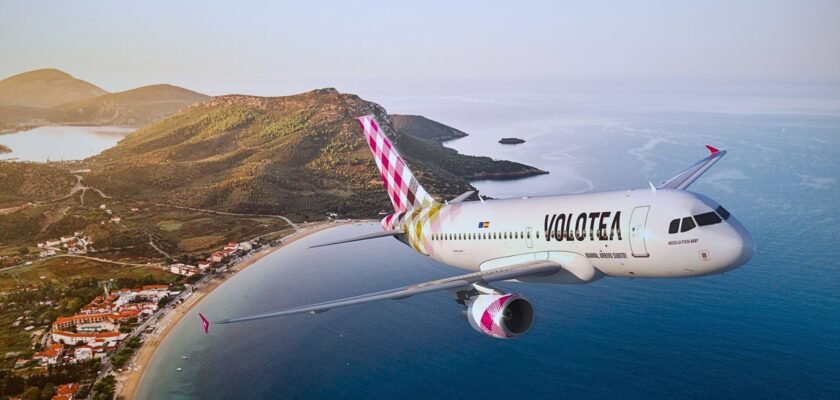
[21,387,40,400]
[92,375,116,400]
[18,246,30,256]
[40,382,54,400]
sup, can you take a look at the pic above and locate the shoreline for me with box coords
[117,220,358,400]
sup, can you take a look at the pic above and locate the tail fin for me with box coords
[358,115,437,212]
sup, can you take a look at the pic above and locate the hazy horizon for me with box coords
[2,1,839,98]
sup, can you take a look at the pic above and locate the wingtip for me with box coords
[705,145,720,154]
[199,312,210,334]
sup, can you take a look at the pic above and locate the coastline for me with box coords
[117,220,357,400]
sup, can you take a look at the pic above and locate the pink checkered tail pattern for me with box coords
[358,115,437,214]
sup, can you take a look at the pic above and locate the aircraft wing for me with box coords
[308,229,404,248]
[208,260,562,327]
[658,145,727,190]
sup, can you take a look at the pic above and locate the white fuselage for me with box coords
[415,189,754,282]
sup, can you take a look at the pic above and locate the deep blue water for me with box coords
[137,90,840,399]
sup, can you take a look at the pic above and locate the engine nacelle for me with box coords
[466,294,534,339]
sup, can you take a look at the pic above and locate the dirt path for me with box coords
[155,203,300,231]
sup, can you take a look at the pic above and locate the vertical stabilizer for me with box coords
[358,115,438,213]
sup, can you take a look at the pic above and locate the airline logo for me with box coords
[478,221,491,228]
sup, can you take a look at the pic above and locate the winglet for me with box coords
[199,313,209,334]
[705,145,720,154]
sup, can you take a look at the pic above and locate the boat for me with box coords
[176,367,183,371]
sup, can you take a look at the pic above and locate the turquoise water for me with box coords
[137,90,840,399]
[0,125,132,162]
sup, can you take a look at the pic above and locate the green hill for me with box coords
[392,114,469,142]
[45,84,210,126]
[0,69,107,108]
[85,89,546,219]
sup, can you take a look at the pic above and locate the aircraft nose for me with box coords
[733,227,755,268]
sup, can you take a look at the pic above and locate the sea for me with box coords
[136,84,840,399]
[0,125,132,162]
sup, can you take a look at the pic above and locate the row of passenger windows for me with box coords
[432,231,538,241]
[432,229,620,241]
[668,206,731,234]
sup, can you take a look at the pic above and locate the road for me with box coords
[155,203,300,231]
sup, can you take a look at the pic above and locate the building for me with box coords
[238,242,253,251]
[170,263,198,276]
[110,216,121,223]
[73,346,92,361]
[33,344,64,365]
[210,252,225,263]
[45,239,61,248]
[197,261,212,271]
[53,313,120,331]
[224,242,239,252]
[39,249,57,258]
[53,382,80,400]
[52,330,122,346]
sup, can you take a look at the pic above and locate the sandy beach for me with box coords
[117,220,356,400]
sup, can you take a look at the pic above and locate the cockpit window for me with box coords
[694,211,722,226]
[668,219,680,234]
[680,217,696,233]
[716,205,730,220]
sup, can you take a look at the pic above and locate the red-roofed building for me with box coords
[52,330,122,345]
[52,382,80,400]
[33,343,64,365]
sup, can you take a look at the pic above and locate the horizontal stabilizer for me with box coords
[309,229,404,248]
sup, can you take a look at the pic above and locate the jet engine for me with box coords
[466,294,534,339]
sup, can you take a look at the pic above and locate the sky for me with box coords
[1,0,839,97]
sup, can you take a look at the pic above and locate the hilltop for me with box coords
[85,89,546,219]
[45,84,210,126]
[0,69,209,130]
[0,68,107,108]
[392,114,469,142]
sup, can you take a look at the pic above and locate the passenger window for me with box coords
[716,205,730,220]
[536,231,540,239]
[694,212,722,226]
[681,217,696,233]
[527,231,531,239]
[668,219,680,234]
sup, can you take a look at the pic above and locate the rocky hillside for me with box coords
[85,89,546,219]
[0,69,107,108]
[392,114,468,142]
[46,84,210,126]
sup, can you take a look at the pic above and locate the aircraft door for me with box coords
[629,206,650,257]
[526,226,533,248]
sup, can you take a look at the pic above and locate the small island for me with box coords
[499,137,525,145]
[0,144,11,154]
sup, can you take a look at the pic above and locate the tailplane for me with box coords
[358,115,438,213]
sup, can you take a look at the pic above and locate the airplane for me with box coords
[198,115,755,339]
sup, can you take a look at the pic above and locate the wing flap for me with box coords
[212,261,562,325]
